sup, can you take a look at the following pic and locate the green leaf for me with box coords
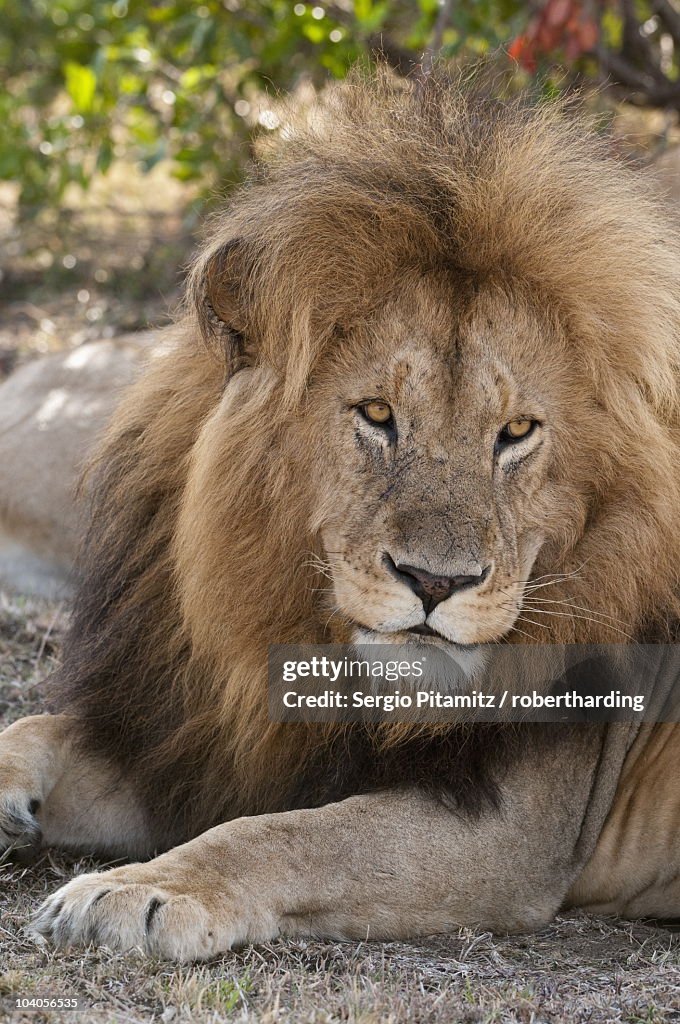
[64,61,96,112]
[302,22,326,44]
[96,138,114,173]
[354,0,389,33]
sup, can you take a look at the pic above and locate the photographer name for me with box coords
[281,688,646,713]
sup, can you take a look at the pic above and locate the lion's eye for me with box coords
[499,418,537,444]
[360,401,393,425]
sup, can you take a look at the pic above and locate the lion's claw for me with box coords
[32,871,231,960]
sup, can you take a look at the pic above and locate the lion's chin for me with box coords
[351,625,490,682]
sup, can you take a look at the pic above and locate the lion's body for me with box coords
[0,332,157,598]
[2,72,680,958]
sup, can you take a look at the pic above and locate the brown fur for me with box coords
[51,70,680,848]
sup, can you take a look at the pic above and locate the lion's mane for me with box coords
[52,71,680,846]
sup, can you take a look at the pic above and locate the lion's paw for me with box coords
[0,789,42,864]
[0,717,53,863]
[32,869,249,960]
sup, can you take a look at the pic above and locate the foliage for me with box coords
[509,0,680,109]
[0,0,527,215]
[508,0,599,73]
[1,0,680,218]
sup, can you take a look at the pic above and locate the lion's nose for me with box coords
[387,557,490,615]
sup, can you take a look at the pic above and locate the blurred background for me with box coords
[3,0,680,372]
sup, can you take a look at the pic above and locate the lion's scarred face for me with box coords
[304,272,593,657]
[184,75,680,669]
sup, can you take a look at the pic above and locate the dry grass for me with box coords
[2,592,680,1023]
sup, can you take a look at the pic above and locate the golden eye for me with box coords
[504,418,535,440]
[362,401,393,424]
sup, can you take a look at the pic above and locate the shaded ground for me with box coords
[2,592,680,1024]
[0,161,200,373]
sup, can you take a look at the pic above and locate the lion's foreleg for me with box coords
[33,784,589,959]
[0,714,152,861]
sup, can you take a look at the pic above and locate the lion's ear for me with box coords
[189,238,252,376]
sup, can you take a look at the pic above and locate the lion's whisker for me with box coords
[302,559,335,581]
[508,624,537,641]
[522,597,630,627]
[501,576,579,598]
[322,605,351,635]
[522,576,583,595]
[516,606,634,640]
[516,615,551,633]
[509,560,592,591]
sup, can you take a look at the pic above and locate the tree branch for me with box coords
[601,48,680,106]
[652,0,680,48]
[422,0,454,76]
[620,0,665,74]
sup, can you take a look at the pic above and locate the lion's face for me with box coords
[185,75,680,663]
[306,273,595,655]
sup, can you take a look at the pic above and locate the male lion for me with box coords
[0,332,158,597]
[3,73,680,961]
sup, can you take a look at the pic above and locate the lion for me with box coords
[2,71,680,961]
[0,331,159,598]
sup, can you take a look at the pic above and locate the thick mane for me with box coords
[52,71,680,844]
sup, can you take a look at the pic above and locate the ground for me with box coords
[1,593,680,1024]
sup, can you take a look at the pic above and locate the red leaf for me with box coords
[508,34,537,72]
[578,19,599,51]
[544,0,574,29]
[564,34,583,60]
[536,23,562,50]
[507,34,527,60]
